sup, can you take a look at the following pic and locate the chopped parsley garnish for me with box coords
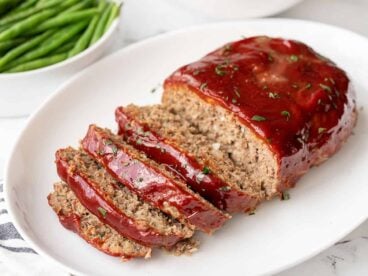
[319,83,332,92]
[137,177,144,182]
[219,186,231,192]
[150,87,157,93]
[234,88,241,98]
[104,139,113,146]
[269,92,279,99]
[98,207,107,218]
[281,110,291,120]
[305,83,312,89]
[248,211,256,216]
[193,69,201,76]
[231,98,237,104]
[199,82,207,91]
[202,167,211,175]
[281,191,290,201]
[268,54,273,62]
[215,64,226,76]
[289,54,299,62]
[110,145,118,155]
[136,138,143,145]
[251,115,266,122]
[318,127,326,134]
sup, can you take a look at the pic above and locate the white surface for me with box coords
[164,0,304,19]
[0,19,120,118]
[4,19,368,276]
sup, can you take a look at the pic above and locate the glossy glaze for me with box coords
[165,36,356,190]
[56,149,183,247]
[47,198,130,259]
[116,107,258,213]
[81,125,230,233]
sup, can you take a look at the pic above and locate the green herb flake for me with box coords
[248,211,256,216]
[251,115,266,122]
[318,127,326,134]
[136,138,143,145]
[231,98,237,104]
[110,145,118,155]
[305,83,312,89]
[268,54,273,62]
[150,87,157,93]
[97,207,107,218]
[193,69,200,76]
[202,167,211,175]
[215,64,226,76]
[219,186,231,192]
[104,139,113,146]
[319,83,332,92]
[281,191,290,201]
[234,88,241,98]
[289,54,299,62]
[200,82,208,91]
[269,92,279,99]
[281,110,291,120]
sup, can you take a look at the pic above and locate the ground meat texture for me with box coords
[162,36,356,198]
[81,125,230,233]
[116,106,259,213]
[48,182,152,261]
[56,147,193,247]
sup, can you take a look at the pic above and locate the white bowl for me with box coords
[170,0,304,19]
[0,18,120,118]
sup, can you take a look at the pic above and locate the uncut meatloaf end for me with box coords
[81,124,230,233]
[162,36,356,198]
[48,182,151,261]
[116,105,259,213]
[56,147,193,247]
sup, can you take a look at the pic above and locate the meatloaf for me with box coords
[116,105,258,213]
[161,36,356,199]
[81,125,230,233]
[56,147,193,247]
[48,182,151,261]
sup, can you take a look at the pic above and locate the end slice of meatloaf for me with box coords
[56,147,193,247]
[116,106,259,213]
[81,124,230,233]
[48,182,151,261]
[162,36,357,199]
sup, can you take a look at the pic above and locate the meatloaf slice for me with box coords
[162,36,357,199]
[116,106,258,213]
[48,182,151,261]
[56,147,193,247]
[81,124,230,233]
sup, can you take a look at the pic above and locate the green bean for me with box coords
[51,40,76,55]
[0,0,63,26]
[0,30,52,70]
[0,0,22,16]
[10,21,88,65]
[0,9,56,42]
[68,11,99,57]
[6,0,39,16]
[33,8,99,33]
[0,37,26,54]
[104,2,121,33]
[90,1,112,45]
[62,0,95,14]
[5,52,68,73]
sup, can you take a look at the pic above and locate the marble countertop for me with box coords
[1,0,367,275]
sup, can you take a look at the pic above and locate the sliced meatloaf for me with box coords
[56,147,193,247]
[161,36,356,199]
[48,182,151,261]
[81,124,230,233]
[116,106,259,213]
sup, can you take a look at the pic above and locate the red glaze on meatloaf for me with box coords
[56,148,192,247]
[115,106,258,213]
[81,125,230,233]
[164,36,357,192]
